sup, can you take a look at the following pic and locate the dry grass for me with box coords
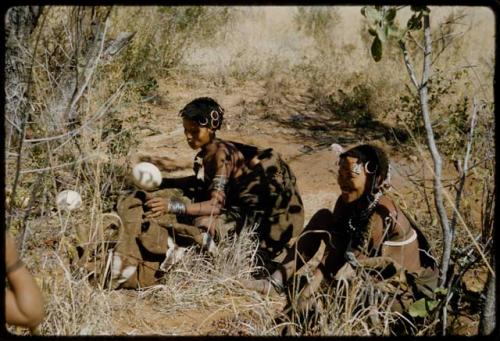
[5,5,494,336]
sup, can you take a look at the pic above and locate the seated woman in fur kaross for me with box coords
[103,97,305,288]
[242,144,439,315]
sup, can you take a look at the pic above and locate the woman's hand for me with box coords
[144,197,169,218]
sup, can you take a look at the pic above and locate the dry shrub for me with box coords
[39,268,117,335]
[125,225,283,335]
[5,6,494,336]
[277,269,422,336]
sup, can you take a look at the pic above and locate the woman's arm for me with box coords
[137,155,197,190]
[5,232,44,329]
[159,175,198,190]
[145,145,233,219]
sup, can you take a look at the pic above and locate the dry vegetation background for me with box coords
[4,6,495,336]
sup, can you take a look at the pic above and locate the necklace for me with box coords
[347,191,382,235]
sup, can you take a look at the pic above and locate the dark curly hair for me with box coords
[179,97,224,130]
[340,144,390,192]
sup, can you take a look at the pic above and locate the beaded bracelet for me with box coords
[6,258,24,274]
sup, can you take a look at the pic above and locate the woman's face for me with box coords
[183,118,214,150]
[337,156,370,203]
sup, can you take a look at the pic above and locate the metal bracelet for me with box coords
[167,198,186,215]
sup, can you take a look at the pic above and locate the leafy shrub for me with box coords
[320,84,374,126]
[112,6,233,96]
[294,7,340,41]
[398,67,477,158]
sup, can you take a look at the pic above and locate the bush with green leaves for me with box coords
[398,67,478,159]
[320,85,374,126]
[362,6,430,62]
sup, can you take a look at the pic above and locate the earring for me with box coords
[199,117,209,126]
[364,161,377,174]
[210,110,220,129]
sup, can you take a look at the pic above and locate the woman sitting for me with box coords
[102,97,305,288]
[242,144,439,320]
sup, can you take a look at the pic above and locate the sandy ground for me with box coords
[109,75,433,334]
[129,78,409,223]
[20,6,493,335]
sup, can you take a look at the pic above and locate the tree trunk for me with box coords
[419,14,452,287]
[5,6,43,229]
[4,6,42,151]
[479,256,496,335]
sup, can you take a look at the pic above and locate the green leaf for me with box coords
[388,25,402,39]
[371,36,383,62]
[411,5,431,15]
[408,298,439,318]
[434,287,448,296]
[407,14,423,31]
[376,24,388,43]
[385,8,397,23]
[365,6,382,22]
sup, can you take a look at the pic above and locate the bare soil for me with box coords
[111,76,439,334]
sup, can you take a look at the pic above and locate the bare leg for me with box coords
[241,209,334,294]
[294,267,325,314]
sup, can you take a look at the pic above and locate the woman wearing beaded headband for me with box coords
[140,97,305,277]
[242,144,438,329]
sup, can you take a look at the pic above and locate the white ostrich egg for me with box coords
[330,143,344,154]
[56,190,82,211]
[132,162,162,190]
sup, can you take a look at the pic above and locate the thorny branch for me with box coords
[65,12,111,122]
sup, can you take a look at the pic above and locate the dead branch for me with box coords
[65,14,110,122]
[23,82,125,144]
[479,256,496,335]
[7,9,47,230]
[449,98,478,242]
[399,40,420,90]
[20,154,98,175]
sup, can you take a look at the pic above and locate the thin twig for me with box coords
[65,14,110,121]
[407,31,424,51]
[8,9,48,229]
[399,121,494,278]
[431,31,467,65]
[5,115,22,132]
[20,154,98,174]
[449,98,477,244]
[399,40,420,91]
[23,82,125,144]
